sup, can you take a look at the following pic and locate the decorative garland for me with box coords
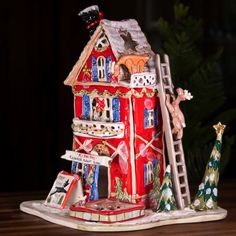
[72,87,157,98]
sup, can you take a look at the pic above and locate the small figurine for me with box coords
[166,88,193,139]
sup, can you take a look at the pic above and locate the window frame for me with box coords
[97,56,106,82]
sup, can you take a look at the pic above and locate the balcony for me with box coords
[72,118,124,139]
[130,72,156,88]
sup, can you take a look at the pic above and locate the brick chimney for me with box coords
[78,5,103,36]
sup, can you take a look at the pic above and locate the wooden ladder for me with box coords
[156,54,191,209]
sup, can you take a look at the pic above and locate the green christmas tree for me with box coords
[191,122,226,211]
[149,162,161,210]
[115,177,129,201]
[156,3,236,182]
[156,165,177,212]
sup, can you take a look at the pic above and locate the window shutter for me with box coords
[71,162,78,174]
[151,162,154,181]
[105,56,112,82]
[90,165,100,201]
[144,164,147,186]
[91,56,98,82]
[144,108,148,128]
[82,95,90,120]
[112,97,120,122]
[84,164,88,182]
[154,107,158,127]
[152,159,158,166]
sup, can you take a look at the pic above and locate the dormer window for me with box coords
[91,55,112,82]
[97,56,106,81]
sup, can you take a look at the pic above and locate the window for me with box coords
[82,95,120,122]
[144,107,158,129]
[91,56,112,82]
[144,108,154,128]
[97,56,106,81]
[144,161,154,186]
[92,97,111,122]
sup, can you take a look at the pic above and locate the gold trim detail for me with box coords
[72,87,157,98]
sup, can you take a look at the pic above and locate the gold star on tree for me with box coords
[213,122,226,136]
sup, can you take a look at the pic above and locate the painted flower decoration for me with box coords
[144,99,153,109]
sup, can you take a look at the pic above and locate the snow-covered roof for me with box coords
[101,19,154,58]
[64,19,155,86]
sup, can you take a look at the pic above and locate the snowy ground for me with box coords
[20,200,227,232]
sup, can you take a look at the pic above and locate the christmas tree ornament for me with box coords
[191,122,226,211]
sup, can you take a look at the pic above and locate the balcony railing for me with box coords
[130,72,156,88]
[72,118,124,139]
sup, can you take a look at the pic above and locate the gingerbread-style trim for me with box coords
[72,87,157,98]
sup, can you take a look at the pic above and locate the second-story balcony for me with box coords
[72,118,124,139]
[130,72,156,88]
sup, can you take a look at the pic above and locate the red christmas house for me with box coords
[61,5,165,207]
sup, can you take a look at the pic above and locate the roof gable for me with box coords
[101,19,154,59]
[64,19,154,86]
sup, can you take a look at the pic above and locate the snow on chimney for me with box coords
[78,5,103,36]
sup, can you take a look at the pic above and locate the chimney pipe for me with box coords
[78,5,103,36]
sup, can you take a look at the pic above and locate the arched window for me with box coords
[97,56,106,81]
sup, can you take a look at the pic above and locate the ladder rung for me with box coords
[174,140,181,145]
[180,184,186,188]
[161,63,167,67]
[181,193,188,198]
[178,173,185,177]
[164,85,172,90]
[163,75,170,79]
[175,151,182,155]
[176,162,184,166]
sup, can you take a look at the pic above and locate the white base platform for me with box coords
[20,200,227,232]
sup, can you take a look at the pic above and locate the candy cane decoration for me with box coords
[74,137,93,153]
[102,141,128,174]
[136,131,163,158]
